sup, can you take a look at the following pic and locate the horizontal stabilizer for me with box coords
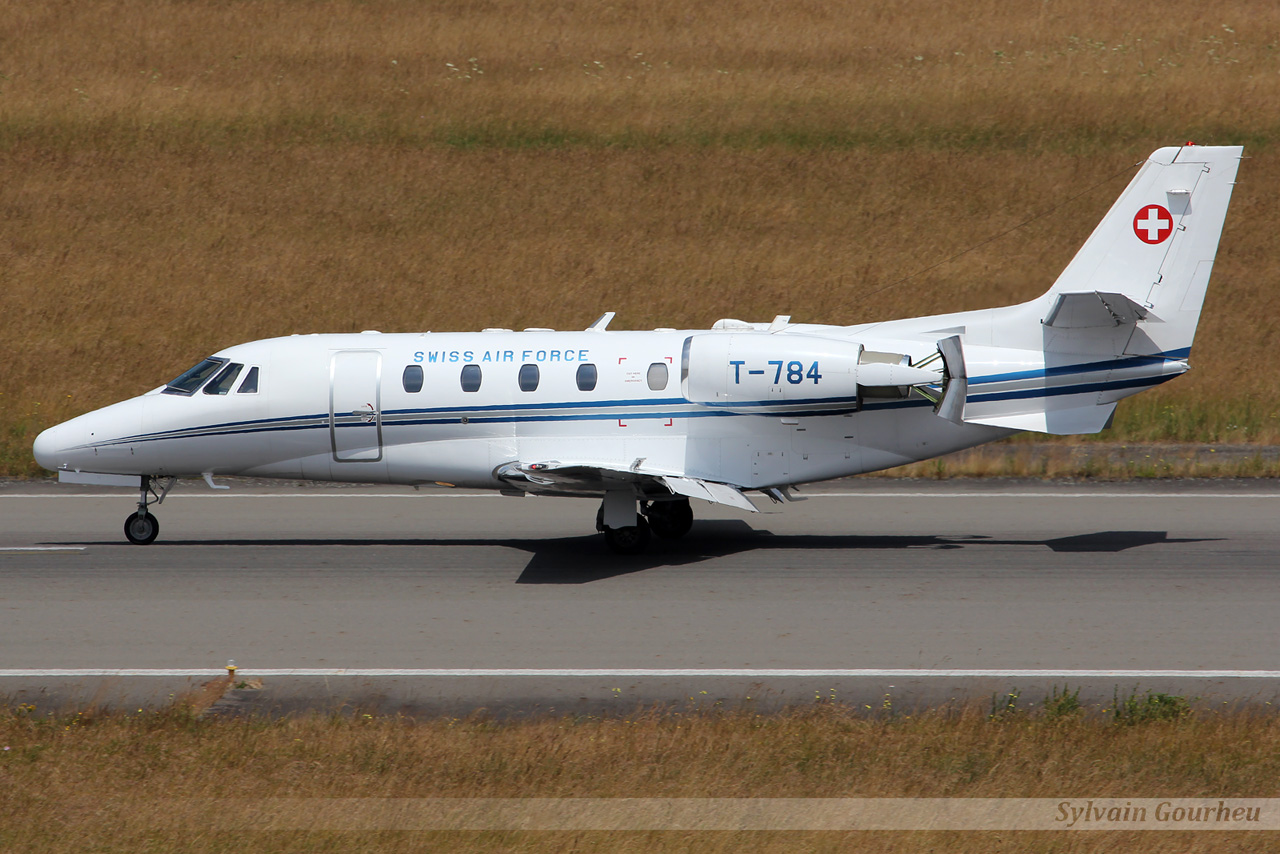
[964,403,1117,436]
[1044,291,1154,328]
[660,476,759,512]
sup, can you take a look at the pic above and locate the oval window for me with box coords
[460,364,482,392]
[518,363,540,392]
[576,363,597,392]
[647,362,669,391]
[402,365,424,393]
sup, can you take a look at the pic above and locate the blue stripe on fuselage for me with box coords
[100,350,1189,446]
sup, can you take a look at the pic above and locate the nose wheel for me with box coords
[124,511,160,545]
[123,475,175,545]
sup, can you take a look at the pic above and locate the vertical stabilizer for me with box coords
[910,144,1243,436]
[1040,144,1242,357]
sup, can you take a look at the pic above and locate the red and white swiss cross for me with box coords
[1133,204,1173,244]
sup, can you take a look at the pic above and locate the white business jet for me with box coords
[33,144,1241,552]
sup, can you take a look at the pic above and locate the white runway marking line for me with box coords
[4,669,1280,679]
[0,546,86,552]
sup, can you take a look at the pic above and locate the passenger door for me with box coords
[329,350,383,462]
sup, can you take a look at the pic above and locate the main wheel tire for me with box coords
[124,511,159,545]
[646,498,693,540]
[603,517,650,555]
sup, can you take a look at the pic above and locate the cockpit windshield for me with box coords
[163,357,228,395]
[203,362,244,395]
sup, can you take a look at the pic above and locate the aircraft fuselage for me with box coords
[35,327,1016,492]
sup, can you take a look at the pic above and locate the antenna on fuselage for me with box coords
[586,312,616,331]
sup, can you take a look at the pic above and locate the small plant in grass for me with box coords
[1042,685,1082,720]
[1112,689,1190,725]
[989,688,1021,720]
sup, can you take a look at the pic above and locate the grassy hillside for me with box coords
[3,0,1279,474]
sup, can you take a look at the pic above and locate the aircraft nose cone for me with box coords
[32,424,64,471]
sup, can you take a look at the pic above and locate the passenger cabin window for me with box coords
[460,364,482,392]
[203,362,243,395]
[163,357,227,395]
[576,363,597,392]
[647,362,669,391]
[402,365,424,393]
[236,366,260,394]
[518,363,540,392]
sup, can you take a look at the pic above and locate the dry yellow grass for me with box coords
[3,0,1279,473]
[3,702,1280,852]
[888,441,1280,479]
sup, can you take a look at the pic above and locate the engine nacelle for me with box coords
[681,334,945,415]
[679,334,849,414]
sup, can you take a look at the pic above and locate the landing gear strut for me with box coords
[124,475,175,545]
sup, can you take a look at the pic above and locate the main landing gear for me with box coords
[645,498,694,540]
[124,475,175,545]
[597,496,694,554]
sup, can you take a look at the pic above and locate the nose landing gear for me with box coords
[123,475,175,545]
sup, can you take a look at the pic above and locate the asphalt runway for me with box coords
[2,479,1279,715]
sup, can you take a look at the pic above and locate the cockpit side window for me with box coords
[203,362,244,395]
[236,366,260,394]
[163,357,228,395]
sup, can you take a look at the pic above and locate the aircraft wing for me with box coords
[496,462,759,512]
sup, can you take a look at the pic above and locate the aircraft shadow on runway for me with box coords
[59,524,1220,584]
[513,526,1222,583]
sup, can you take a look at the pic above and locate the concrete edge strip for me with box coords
[4,669,1280,679]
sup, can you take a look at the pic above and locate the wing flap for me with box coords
[497,461,759,512]
[660,476,759,512]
